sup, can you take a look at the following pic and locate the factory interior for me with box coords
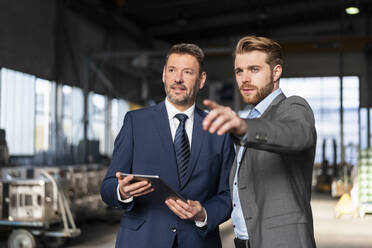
[1,0,372,247]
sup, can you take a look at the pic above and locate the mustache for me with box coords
[170,83,187,90]
[239,84,258,91]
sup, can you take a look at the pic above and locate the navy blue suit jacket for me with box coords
[100,101,234,248]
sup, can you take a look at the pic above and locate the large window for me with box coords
[0,68,58,155]
[1,67,133,160]
[280,76,359,165]
[0,68,35,155]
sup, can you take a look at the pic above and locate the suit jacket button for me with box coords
[171,227,177,233]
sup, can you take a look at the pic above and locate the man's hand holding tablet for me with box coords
[116,172,154,200]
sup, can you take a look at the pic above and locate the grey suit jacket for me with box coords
[230,93,317,248]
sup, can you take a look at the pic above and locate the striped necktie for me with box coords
[174,114,190,187]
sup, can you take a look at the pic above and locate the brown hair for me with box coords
[165,43,205,75]
[234,36,283,68]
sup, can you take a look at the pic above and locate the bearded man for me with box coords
[202,36,317,248]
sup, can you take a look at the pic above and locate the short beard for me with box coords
[240,76,275,105]
[167,91,191,106]
[255,79,274,104]
[165,80,199,106]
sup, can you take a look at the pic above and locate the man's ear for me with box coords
[162,66,166,84]
[199,72,207,89]
[273,64,282,82]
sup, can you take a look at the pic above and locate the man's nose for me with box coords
[241,70,251,84]
[174,71,183,83]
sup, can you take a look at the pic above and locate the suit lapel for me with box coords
[180,107,206,190]
[152,102,179,189]
[234,94,286,190]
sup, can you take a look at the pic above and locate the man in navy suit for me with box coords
[100,43,235,248]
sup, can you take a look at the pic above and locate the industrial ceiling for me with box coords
[66,0,370,44]
[1,0,372,104]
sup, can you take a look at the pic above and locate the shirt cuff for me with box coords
[117,184,133,203]
[194,208,207,227]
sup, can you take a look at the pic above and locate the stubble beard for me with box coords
[166,81,199,107]
[167,89,191,106]
[240,77,275,106]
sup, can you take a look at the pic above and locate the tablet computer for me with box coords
[120,173,186,203]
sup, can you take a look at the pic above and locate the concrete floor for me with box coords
[1,192,372,247]
[67,192,372,248]
[311,193,372,248]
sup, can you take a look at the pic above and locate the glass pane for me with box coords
[89,93,105,122]
[71,87,84,146]
[20,194,24,207]
[360,108,368,150]
[62,85,72,118]
[111,98,130,137]
[109,99,130,154]
[25,194,32,206]
[62,119,72,144]
[10,194,16,207]
[342,76,359,165]
[281,76,359,165]
[88,93,106,154]
[35,114,48,152]
[0,68,35,155]
[37,195,42,206]
[35,79,52,152]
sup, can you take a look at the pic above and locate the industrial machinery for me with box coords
[315,138,338,193]
[0,164,109,248]
[0,169,80,248]
[331,144,356,198]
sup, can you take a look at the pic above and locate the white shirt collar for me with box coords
[165,98,195,121]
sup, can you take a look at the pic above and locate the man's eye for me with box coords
[251,67,259,72]
[168,68,174,72]
[235,70,242,75]
[185,70,192,75]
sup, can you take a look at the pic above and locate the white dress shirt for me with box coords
[165,98,194,146]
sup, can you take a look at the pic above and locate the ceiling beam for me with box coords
[66,1,157,48]
[147,1,346,36]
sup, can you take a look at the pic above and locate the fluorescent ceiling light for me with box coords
[345,6,360,15]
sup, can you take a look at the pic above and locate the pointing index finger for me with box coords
[203,99,223,132]
[203,99,218,110]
